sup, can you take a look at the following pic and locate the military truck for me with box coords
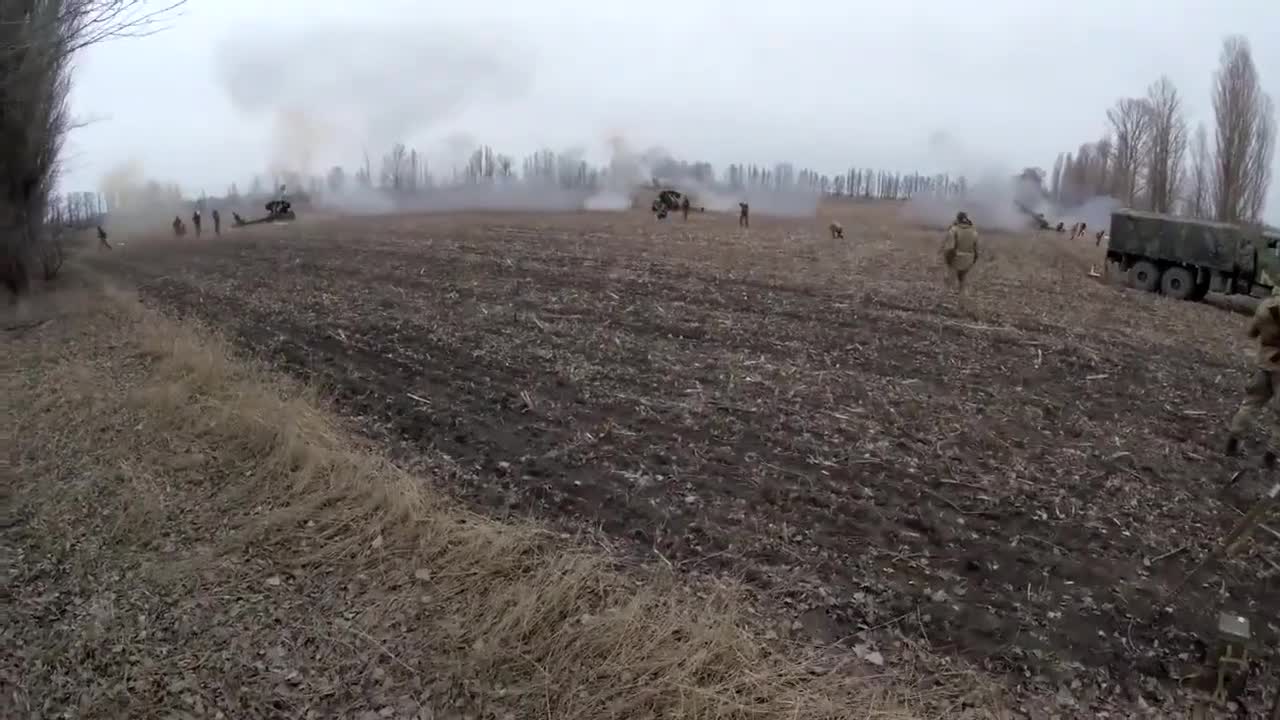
[1105,208,1280,301]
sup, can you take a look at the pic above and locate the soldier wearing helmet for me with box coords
[942,211,980,296]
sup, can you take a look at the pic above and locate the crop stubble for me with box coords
[96,205,1279,688]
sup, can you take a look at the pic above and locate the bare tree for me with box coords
[1143,76,1188,213]
[1141,78,1187,213]
[1107,97,1154,206]
[1,0,185,296]
[1211,35,1266,223]
[380,143,409,191]
[1243,93,1275,223]
[1186,123,1212,218]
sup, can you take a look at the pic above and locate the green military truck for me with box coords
[1106,209,1280,301]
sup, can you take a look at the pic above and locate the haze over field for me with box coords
[61,0,1280,223]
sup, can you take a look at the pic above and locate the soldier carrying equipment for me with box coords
[830,221,844,239]
[739,202,749,228]
[942,211,980,295]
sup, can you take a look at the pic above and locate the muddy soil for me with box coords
[92,206,1280,699]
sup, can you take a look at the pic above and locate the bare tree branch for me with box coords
[1,0,186,295]
[1107,97,1154,207]
[1211,35,1262,223]
[1144,76,1188,214]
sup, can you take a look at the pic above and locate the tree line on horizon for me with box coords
[1047,34,1275,225]
[204,149,969,209]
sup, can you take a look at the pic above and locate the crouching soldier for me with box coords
[829,221,844,239]
[942,211,980,295]
[1226,279,1280,463]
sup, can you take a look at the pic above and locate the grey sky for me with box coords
[62,0,1280,222]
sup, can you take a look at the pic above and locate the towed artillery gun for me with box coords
[651,189,703,219]
[1105,208,1280,301]
[1014,201,1056,231]
[233,185,299,228]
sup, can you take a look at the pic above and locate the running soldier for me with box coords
[941,211,980,296]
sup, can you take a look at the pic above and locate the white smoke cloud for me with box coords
[905,130,1120,232]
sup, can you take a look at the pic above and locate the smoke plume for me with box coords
[905,130,1120,232]
[215,22,533,175]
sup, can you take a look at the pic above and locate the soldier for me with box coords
[1225,262,1280,462]
[172,216,184,237]
[681,195,691,221]
[96,225,111,250]
[941,211,980,296]
[1095,230,1107,246]
[212,209,221,236]
[192,209,202,237]
[1072,222,1088,241]
[1056,222,1065,233]
[738,201,749,228]
[829,221,844,239]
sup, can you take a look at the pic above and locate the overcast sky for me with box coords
[62,0,1280,222]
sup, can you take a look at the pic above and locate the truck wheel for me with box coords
[1160,266,1196,300]
[1130,260,1161,292]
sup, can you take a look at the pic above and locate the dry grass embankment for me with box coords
[0,274,998,719]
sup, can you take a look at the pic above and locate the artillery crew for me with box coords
[942,211,980,296]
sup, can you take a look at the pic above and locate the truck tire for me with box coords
[1130,260,1161,292]
[1160,266,1196,300]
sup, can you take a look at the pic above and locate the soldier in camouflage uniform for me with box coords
[1226,252,1280,461]
[942,211,980,295]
